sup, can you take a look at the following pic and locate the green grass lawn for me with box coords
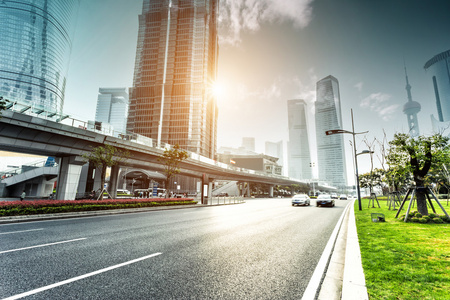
[355,199,450,300]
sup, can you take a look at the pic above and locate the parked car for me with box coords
[316,194,335,207]
[339,194,348,200]
[292,194,311,206]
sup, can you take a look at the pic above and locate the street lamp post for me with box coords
[325,109,368,211]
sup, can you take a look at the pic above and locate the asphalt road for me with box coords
[0,198,348,299]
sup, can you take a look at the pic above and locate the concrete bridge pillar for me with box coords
[55,156,85,200]
[269,185,274,198]
[201,173,214,204]
[240,182,251,197]
[109,165,120,199]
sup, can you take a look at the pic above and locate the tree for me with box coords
[0,96,9,119]
[359,168,385,194]
[387,133,450,215]
[82,144,129,200]
[158,144,189,197]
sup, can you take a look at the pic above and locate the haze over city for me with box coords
[2,0,449,185]
[60,0,450,184]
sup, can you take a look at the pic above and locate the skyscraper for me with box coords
[287,99,311,180]
[242,137,255,152]
[265,140,284,175]
[127,0,219,159]
[402,67,421,137]
[0,0,79,115]
[424,49,450,134]
[95,88,129,135]
[315,75,347,187]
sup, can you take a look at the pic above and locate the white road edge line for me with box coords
[2,252,163,300]
[301,200,352,300]
[0,228,44,235]
[0,238,87,254]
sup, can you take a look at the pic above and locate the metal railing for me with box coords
[206,195,245,205]
[0,157,58,178]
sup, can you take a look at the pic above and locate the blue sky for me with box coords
[61,0,450,184]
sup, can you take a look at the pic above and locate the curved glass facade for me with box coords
[0,0,79,115]
[424,49,450,122]
[315,75,347,188]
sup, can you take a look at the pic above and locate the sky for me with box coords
[14,0,450,185]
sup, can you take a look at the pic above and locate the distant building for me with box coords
[315,75,347,188]
[95,88,129,135]
[216,153,282,176]
[0,1,79,115]
[287,99,312,180]
[424,49,450,135]
[265,140,284,175]
[242,137,256,152]
[402,67,421,137]
[127,0,219,159]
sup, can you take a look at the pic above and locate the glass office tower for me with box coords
[127,0,219,159]
[424,49,450,123]
[287,99,312,180]
[315,75,347,188]
[0,0,79,115]
[95,88,129,135]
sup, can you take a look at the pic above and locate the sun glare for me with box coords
[212,82,223,98]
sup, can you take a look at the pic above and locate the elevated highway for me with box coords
[0,108,333,200]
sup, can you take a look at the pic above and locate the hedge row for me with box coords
[0,198,197,216]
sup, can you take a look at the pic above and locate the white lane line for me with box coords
[0,228,44,235]
[0,238,87,254]
[2,252,163,300]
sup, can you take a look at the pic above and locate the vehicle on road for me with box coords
[316,194,335,207]
[331,193,338,199]
[292,194,310,206]
[339,194,347,200]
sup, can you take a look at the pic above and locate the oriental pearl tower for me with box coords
[403,67,421,137]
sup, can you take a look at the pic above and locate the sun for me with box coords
[211,81,223,98]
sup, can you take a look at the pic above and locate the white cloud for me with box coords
[360,93,399,121]
[354,82,363,92]
[219,0,315,46]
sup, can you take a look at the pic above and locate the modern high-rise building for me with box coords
[265,140,284,168]
[242,137,255,152]
[287,99,312,180]
[127,0,219,159]
[95,88,129,135]
[424,49,450,134]
[0,0,79,115]
[315,75,347,188]
[402,67,421,137]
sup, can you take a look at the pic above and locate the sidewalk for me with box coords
[317,200,369,300]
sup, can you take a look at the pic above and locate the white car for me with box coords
[339,194,348,200]
[292,194,311,206]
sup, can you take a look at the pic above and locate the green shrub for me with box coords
[411,217,420,223]
[421,216,431,223]
[415,212,423,218]
[433,218,444,224]
[428,213,438,219]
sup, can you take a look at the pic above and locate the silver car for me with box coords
[292,194,311,206]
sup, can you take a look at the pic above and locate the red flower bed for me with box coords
[0,198,195,209]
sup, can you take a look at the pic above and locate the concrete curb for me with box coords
[311,199,369,300]
[341,201,369,299]
[0,203,243,225]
